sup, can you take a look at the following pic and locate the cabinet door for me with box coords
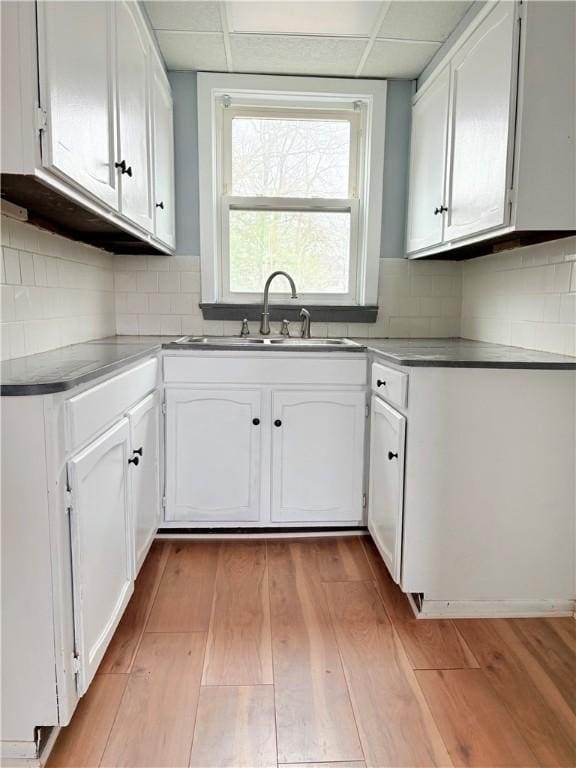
[151,59,175,249]
[127,392,160,574]
[38,1,118,209]
[368,396,406,583]
[68,419,133,695]
[445,1,517,241]
[271,391,365,523]
[116,1,153,232]
[406,67,450,254]
[165,388,262,522]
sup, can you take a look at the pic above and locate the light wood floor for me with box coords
[48,537,576,768]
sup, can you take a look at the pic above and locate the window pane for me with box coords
[229,210,351,294]
[231,117,351,198]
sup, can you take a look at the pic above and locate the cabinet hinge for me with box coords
[65,488,73,514]
[161,496,167,510]
[71,654,81,675]
[365,403,370,418]
[161,402,167,415]
[36,107,48,133]
[362,493,367,509]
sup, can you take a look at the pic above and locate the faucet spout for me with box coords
[260,271,298,335]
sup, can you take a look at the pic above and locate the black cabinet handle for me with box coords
[376,379,386,387]
[434,205,448,215]
[252,418,260,426]
[128,455,140,466]
[133,447,143,457]
[115,160,132,176]
[155,201,165,209]
[274,419,282,427]
[388,451,398,460]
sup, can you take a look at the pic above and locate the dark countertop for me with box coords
[354,338,576,369]
[0,336,169,396]
[2,335,575,396]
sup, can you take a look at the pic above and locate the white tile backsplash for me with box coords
[1,216,116,360]
[461,236,576,356]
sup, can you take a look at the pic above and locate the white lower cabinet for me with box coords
[165,388,263,523]
[128,392,161,573]
[367,395,406,583]
[67,418,134,696]
[271,391,366,523]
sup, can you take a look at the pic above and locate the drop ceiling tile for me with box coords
[227,1,383,36]
[145,1,223,32]
[377,1,473,42]
[361,39,440,78]
[156,31,228,70]
[230,34,367,76]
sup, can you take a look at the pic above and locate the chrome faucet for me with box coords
[259,271,297,335]
[299,308,311,338]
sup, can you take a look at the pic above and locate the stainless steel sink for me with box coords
[167,336,364,351]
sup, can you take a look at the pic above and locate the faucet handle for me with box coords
[280,319,290,337]
[240,318,250,337]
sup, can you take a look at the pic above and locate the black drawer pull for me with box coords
[156,201,165,209]
[133,447,143,457]
[274,419,282,427]
[128,455,140,466]
[434,205,448,215]
[252,418,260,426]
[376,379,386,387]
[388,451,398,460]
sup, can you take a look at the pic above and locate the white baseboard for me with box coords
[415,598,575,619]
[0,728,60,767]
[156,530,369,541]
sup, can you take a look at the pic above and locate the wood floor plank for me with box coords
[313,536,374,582]
[189,686,276,768]
[457,619,576,767]
[99,542,169,673]
[146,542,220,632]
[268,541,364,765]
[100,632,205,768]
[47,674,127,767]
[325,580,452,768]
[416,669,538,767]
[202,541,273,685]
[280,763,366,768]
[508,618,576,712]
[362,537,479,670]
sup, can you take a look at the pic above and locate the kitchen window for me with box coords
[198,73,387,314]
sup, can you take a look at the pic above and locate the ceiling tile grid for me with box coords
[144,0,474,78]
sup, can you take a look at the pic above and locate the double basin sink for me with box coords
[166,336,365,352]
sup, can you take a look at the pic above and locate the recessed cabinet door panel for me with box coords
[271,391,365,523]
[38,1,118,208]
[406,67,450,254]
[116,1,153,232]
[165,389,262,522]
[127,393,161,574]
[368,396,406,583]
[151,60,175,248]
[445,1,517,241]
[68,418,134,696]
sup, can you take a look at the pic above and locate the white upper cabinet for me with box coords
[116,1,153,233]
[150,58,176,248]
[270,391,365,523]
[445,1,516,242]
[68,418,134,696]
[37,1,118,209]
[406,67,450,253]
[406,0,575,258]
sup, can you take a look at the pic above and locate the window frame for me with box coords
[198,73,388,308]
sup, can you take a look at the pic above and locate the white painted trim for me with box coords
[416,598,575,620]
[155,530,368,541]
[197,72,386,307]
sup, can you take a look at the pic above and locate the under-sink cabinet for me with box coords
[163,353,368,527]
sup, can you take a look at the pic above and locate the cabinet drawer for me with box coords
[67,357,159,450]
[164,355,367,387]
[371,362,408,409]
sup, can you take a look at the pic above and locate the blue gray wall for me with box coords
[168,72,412,259]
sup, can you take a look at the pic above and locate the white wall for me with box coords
[461,236,576,356]
[0,216,116,360]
